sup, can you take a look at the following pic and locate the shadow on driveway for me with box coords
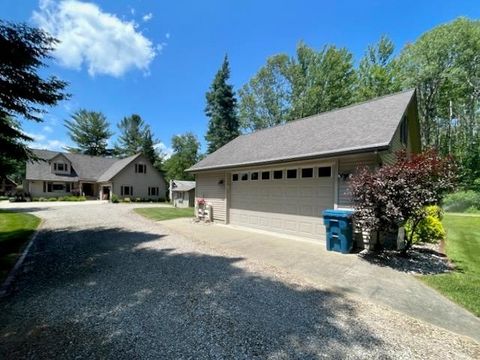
[0,225,386,359]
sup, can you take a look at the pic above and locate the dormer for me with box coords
[50,154,72,175]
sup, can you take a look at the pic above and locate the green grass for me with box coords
[134,207,194,221]
[0,210,41,283]
[421,213,480,316]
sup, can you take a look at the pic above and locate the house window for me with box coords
[232,174,239,181]
[52,183,65,192]
[250,172,259,180]
[135,164,147,174]
[261,171,270,180]
[121,186,133,196]
[241,173,248,181]
[148,187,159,196]
[286,169,297,179]
[301,168,313,178]
[318,166,332,177]
[66,183,71,193]
[273,170,283,180]
[400,116,408,145]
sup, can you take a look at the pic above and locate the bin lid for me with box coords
[322,209,355,218]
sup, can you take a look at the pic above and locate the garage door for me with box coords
[229,167,334,241]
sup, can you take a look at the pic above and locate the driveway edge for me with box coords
[0,218,44,298]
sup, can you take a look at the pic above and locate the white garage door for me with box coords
[229,167,334,241]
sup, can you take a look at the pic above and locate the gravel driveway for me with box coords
[0,203,478,359]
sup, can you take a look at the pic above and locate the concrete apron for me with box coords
[160,218,480,343]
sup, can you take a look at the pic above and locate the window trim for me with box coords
[301,167,314,178]
[240,173,248,181]
[318,166,332,178]
[273,169,284,180]
[261,171,271,181]
[250,171,259,181]
[232,173,239,182]
[286,168,298,180]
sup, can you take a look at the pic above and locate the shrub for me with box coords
[48,197,57,201]
[405,205,446,244]
[111,194,119,203]
[442,190,480,213]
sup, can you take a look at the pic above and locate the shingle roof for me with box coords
[171,180,196,192]
[188,89,416,172]
[26,149,139,182]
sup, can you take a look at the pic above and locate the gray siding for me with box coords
[111,155,166,200]
[195,172,226,222]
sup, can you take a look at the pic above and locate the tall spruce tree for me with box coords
[114,114,158,164]
[65,109,113,156]
[163,132,200,181]
[205,55,240,153]
[0,21,68,177]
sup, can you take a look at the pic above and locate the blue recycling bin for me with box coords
[323,209,354,254]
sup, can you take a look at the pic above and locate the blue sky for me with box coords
[2,0,480,155]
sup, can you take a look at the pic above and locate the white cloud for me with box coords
[43,125,54,133]
[33,0,157,77]
[24,131,68,151]
[154,142,174,160]
[142,13,153,22]
[165,32,170,39]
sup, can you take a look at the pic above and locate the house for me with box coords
[169,180,195,207]
[187,89,421,241]
[25,149,167,201]
[0,177,17,196]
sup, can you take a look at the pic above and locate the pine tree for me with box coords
[65,109,113,156]
[205,55,240,153]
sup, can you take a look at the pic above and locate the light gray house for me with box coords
[169,180,195,207]
[25,149,166,201]
[187,90,421,241]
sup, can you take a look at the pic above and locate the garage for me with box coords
[229,165,334,240]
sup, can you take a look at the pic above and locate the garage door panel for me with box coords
[230,176,334,240]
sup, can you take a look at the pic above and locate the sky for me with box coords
[2,0,480,156]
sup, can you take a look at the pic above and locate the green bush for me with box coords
[442,190,480,213]
[0,196,9,201]
[406,205,446,244]
[48,197,58,201]
[111,194,119,203]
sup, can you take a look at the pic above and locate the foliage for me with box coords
[114,114,159,165]
[422,213,480,316]
[134,207,194,221]
[205,55,240,153]
[111,194,119,203]
[65,109,113,155]
[163,132,200,181]
[356,35,402,101]
[405,205,445,244]
[350,149,456,253]
[442,190,480,213]
[0,21,68,178]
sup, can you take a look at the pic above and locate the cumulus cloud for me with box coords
[154,142,174,160]
[32,0,157,77]
[142,13,153,22]
[24,131,69,151]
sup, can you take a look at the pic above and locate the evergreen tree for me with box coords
[0,21,68,178]
[114,114,158,163]
[205,55,240,153]
[65,109,113,156]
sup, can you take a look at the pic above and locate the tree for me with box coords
[238,54,291,131]
[0,21,68,178]
[114,114,158,164]
[205,55,240,153]
[355,35,402,101]
[163,132,200,181]
[349,150,456,255]
[65,109,113,156]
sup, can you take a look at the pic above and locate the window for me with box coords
[66,183,71,193]
[43,181,47,192]
[273,170,283,179]
[232,174,239,181]
[318,166,332,177]
[286,169,297,179]
[135,164,147,174]
[57,163,64,171]
[241,173,248,181]
[52,183,65,192]
[400,116,408,145]
[250,172,259,180]
[121,186,133,196]
[148,187,159,196]
[261,171,270,180]
[301,168,313,178]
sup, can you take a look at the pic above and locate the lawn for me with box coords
[134,207,194,221]
[0,210,41,283]
[421,213,480,316]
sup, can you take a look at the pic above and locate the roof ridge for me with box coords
[239,88,415,138]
